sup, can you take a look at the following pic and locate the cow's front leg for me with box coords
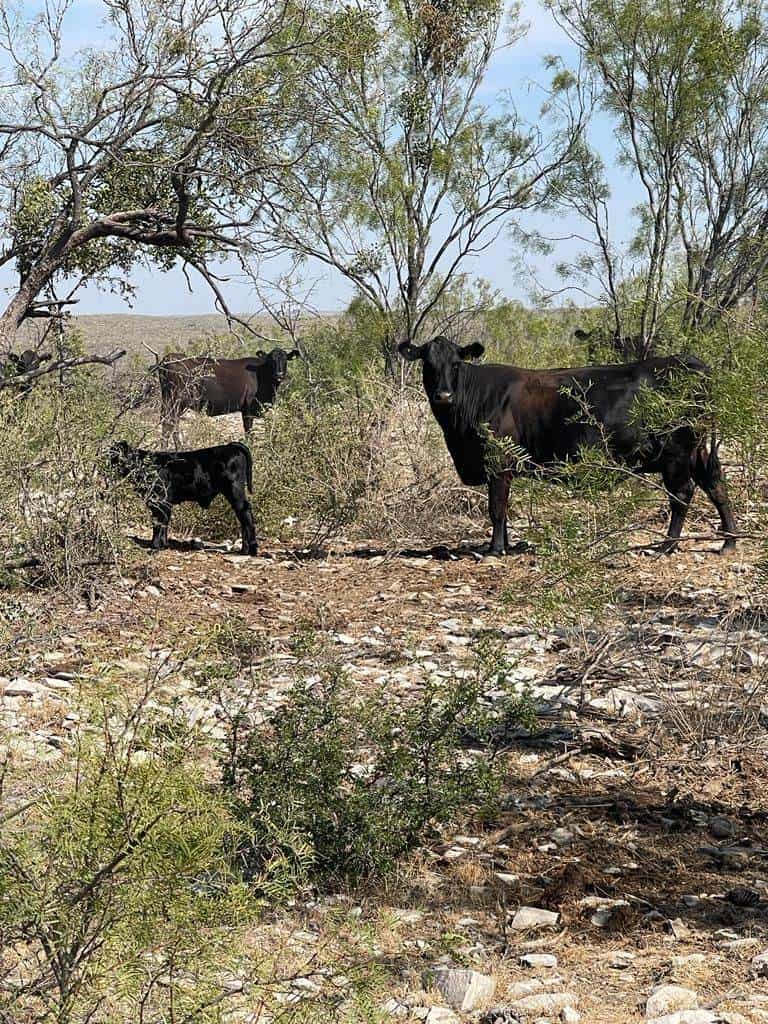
[660,464,695,555]
[148,503,171,551]
[487,474,511,555]
[242,412,254,435]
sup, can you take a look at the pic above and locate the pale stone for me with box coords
[520,953,558,969]
[425,967,496,1012]
[645,986,698,1019]
[510,906,559,931]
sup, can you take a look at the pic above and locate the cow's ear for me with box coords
[287,349,301,360]
[458,342,484,361]
[255,350,266,359]
[398,341,425,361]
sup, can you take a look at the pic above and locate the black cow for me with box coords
[109,440,258,555]
[157,348,300,446]
[400,336,737,555]
[0,348,51,390]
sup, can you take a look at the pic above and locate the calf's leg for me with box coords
[691,446,737,552]
[659,463,695,554]
[488,474,511,555]
[242,412,254,434]
[227,488,259,556]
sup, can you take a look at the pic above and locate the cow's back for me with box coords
[445,356,709,474]
[159,355,262,415]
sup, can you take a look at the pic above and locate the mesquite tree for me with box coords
[0,0,313,350]
[257,0,587,369]
[549,0,768,356]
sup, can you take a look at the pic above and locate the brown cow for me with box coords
[157,348,300,446]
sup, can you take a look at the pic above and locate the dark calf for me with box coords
[0,349,51,393]
[109,440,258,555]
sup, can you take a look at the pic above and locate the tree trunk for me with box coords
[0,261,63,352]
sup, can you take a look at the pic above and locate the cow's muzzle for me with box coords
[434,390,454,405]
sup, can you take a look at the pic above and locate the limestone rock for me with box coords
[509,992,579,1021]
[425,967,496,1012]
[645,985,698,1019]
[510,906,559,931]
[413,1008,461,1024]
[520,953,558,969]
[646,1013,718,1024]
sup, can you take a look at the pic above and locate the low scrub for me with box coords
[0,695,260,1024]
[222,641,536,887]
[0,370,128,588]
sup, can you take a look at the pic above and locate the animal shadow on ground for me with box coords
[129,534,239,554]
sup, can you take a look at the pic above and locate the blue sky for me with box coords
[1,0,639,316]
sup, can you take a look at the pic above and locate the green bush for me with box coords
[0,696,260,1024]
[223,642,535,887]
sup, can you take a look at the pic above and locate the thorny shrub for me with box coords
[220,639,536,887]
[0,693,260,1024]
[0,368,129,590]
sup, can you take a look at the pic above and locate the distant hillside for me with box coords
[18,313,296,360]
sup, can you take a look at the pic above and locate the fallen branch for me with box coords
[0,348,126,390]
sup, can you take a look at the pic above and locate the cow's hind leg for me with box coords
[227,488,258,556]
[488,474,511,556]
[659,462,695,554]
[692,445,737,552]
[148,503,171,551]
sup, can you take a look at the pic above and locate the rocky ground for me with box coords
[2,516,768,1023]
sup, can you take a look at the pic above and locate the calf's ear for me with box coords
[458,342,484,361]
[287,349,301,360]
[398,341,425,361]
[255,350,266,359]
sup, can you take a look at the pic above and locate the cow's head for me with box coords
[268,347,301,384]
[398,336,484,407]
[248,347,300,386]
[107,440,134,478]
[1,348,50,377]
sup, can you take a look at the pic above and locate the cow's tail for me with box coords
[236,441,253,492]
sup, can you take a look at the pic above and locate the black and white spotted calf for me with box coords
[109,440,258,555]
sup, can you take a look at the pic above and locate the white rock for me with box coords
[520,953,558,969]
[510,992,578,1020]
[510,906,559,931]
[551,828,574,847]
[413,1008,460,1024]
[508,978,563,999]
[382,997,409,1018]
[442,847,467,862]
[3,678,40,697]
[751,949,768,978]
[426,967,496,1011]
[646,985,698,1019]
[561,1008,581,1024]
[606,950,635,969]
[646,1013,718,1024]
